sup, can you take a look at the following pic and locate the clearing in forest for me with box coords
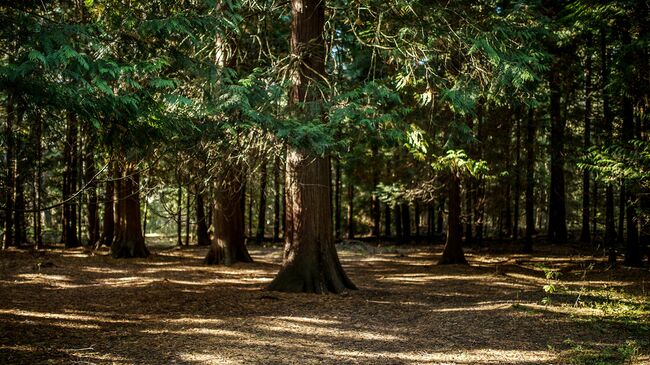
[0,242,648,365]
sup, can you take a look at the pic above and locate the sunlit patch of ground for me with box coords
[0,241,648,364]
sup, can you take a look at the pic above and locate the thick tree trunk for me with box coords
[268,0,355,293]
[256,161,268,244]
[524,108,536,253]
[439,174,467,264]
[580,34,593,243]
[111,164,149,258]
[548,62,568,243]
[195,190,211,246]
[205,175,252,265]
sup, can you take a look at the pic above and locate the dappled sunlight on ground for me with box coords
[0,243,648,364]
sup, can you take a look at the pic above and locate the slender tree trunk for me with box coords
[334,158,342,241]
[111,163,149,258]
[524,107,536,253]
[177,179,183,247]
[63,114,80,248]
[601,28,617,265]
[513,111,521,241]
[371,147,381,238]
[548,61,568,243]
[256,161,268,243]
[580,34,593,243]
[347,182,354,240]
[34,113,43,249]
[401,202,410,242]
[395,203,402,240]
[440,174,467,264]
[268,0,355,293]
[3,94,15,249]
[384,203,391,238]
[247,181,253,238]
[101,158,115,247]
[142,194,148,237]
[437,198,445,235]
[465,182,473,243]
[84,125,99,246]
[414,201,420,242]
[273,156,281,241]
[185,186,190,246]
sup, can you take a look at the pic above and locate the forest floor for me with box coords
[0,239,649,365]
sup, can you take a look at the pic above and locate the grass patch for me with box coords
[559,340,640,365]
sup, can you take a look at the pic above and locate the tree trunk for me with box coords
[195,189,211,246]
[401,202,410,242]
[185,185,191,246]
[601,27,617,265]
[177,180,183,247]
[414,201,420,241]
[347,182,354,240]
[2,94,13,249]
[439,174,467,264]
[524,107,536,253]
[101,158,115,247]
[34,113,43,249]
[580,34,593,243]
[465,182,473,243]
[256,161,268,244]
[268,0,355,293]
[111,163,149,258]
[437,198,445,235]
[513,111,521,241]
[63,114,80,248]
[371,147,381,238]
[273,156,281,241]
[547,61,568,243]
[395,203,402,240]
[384,203,391,237]
[205,174,252,265]
[84,125,99,246]
[334,158,342,241]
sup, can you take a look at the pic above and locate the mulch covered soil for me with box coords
[0,241,648,364]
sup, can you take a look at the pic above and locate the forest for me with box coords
[1,0,649,364]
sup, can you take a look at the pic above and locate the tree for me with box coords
[268,0,356,293]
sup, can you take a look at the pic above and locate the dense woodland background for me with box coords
[1,0,649,290]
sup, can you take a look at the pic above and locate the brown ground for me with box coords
[0,240,648,365]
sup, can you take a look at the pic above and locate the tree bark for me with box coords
[63,114,80,248]
[347,182,354,240]
[334,158,342,241]
[111,163,149,258]
[101,158,115,247]
[371,146,381,238]
[177,179,183,247]
[547,61,568,243]
[601,27,617,265]
[3,94,15,249]
[268,0,355,293]
[195,189,211,246]
[384,203,391,238]
[439,173,467,264]
[273,156,281,241]
[185,185,191,246]
[401,202,410,242]
[84,125,99,246]
[205,173,252,265]
[513,111,521,241]
[580,33,593,243]
[524,107,536,253]
[256,161,268,244]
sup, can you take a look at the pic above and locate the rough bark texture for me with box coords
[3,94,15,249]
[334,159,342,241]
[63,114,80,248]
[256,162,268,244]
[440,174,467,265]
[268,0,355,293]
[195,190,211,246]
[205,175,252,265]
[524,108,536,253]
[547,62,567,243]
[111,164,149,258]
[273,156,281,241]
[580,34,592,243]
[101,159,115,248]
